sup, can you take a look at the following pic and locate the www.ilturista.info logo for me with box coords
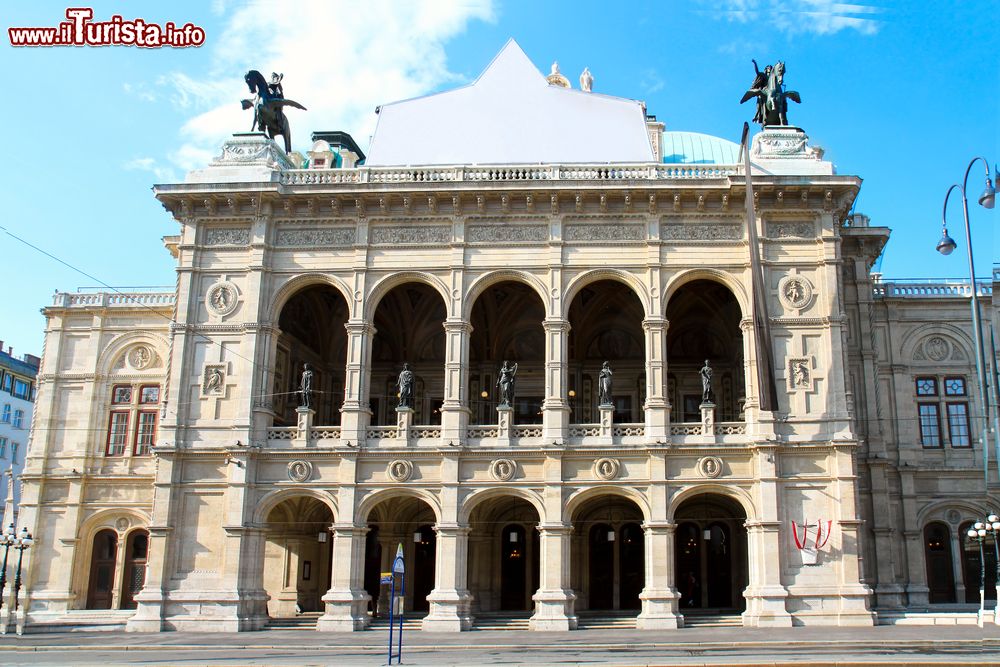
[8,8,205,48]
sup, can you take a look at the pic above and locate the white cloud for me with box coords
[124,157,178,182]
[163,0,496,174]
[639,69,664,94]
[710,0,880,36]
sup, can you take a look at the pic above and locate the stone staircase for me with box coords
[267,611,321,630]
[367,614,426,632]
[471,611,531,630]
[576,610,639,630]
[681,612,744,628]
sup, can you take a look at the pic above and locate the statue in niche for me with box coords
[700,359,715,404]
[397,362,414,409]
[299,363,313,409]
[497,361,518,408]
[205,367,224,395]
[598,361,613,406]
[793,361,809,387]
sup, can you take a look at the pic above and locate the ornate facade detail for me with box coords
[768,221,814,238]
[287,460,313,483]
[925,336,949,362]
[698,456,724,478]
[212,133,292,169]
[274,227,354,247]
[369,225,450,245]
[661,223,742,241]
[387,459,414,482]
[204,227,250,246]
[489,458,517,482]
[202,363,227,396]
[466,224,548,243]
[751,127,812,158]
[564,224,644,242]
[593,457,620,480]
[206,280,240,317]
[778,276,814,310]
[787,357,814,391]
[127,344,155,370]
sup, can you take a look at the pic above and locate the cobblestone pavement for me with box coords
[1,625,999,666]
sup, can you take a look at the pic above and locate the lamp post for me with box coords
[937,157,995,486]
[11,526,33,613]
[988,513,1000,625]
[968,520,989,627]
[0,524,15,610]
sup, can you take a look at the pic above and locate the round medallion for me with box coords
[925,336,949,361]
[945,509,961,525]
[593,457,620,481]
[490,458,517,482]
[206,280,239,317]
[115,517,131,532]
[287,460,313,483]
[698,456,724,478]
[778,276,813,310]
[128,344,154,370]
[387,459,414,482]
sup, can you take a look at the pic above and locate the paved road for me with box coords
[2,625,999,666]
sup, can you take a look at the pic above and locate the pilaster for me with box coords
[317,524,370,631]
[637,521,681,628]
[542,318,570,441]
[642,317,670,440]
[529,524,577,631]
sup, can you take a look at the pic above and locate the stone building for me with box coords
[16,41,998,632]
[0,342,40,528]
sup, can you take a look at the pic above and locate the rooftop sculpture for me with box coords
[241,70,306,154]
[740,60,800,127]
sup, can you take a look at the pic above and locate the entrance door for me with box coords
[673,495,748,612]
[500,524,527,610]
[588,524,614,609]
[413,524,436,612]
[120,530,149,609]
[86,529,118,609]
[705,523,733,608]
[676,523,702,608]
[924,523,956,603]
[619,523,644,609]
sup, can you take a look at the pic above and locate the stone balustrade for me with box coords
[52,291,176,308]
[873,279,992,298]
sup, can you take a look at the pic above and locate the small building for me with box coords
[0,341,41,528]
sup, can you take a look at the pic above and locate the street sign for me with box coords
[392,543,405,573]
[387,543,406,665]
[380,572,393,585]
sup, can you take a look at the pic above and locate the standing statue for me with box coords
[700,359,714,404]
[579,67,594,92]
[299,363,313,409]
[497,361,518,408]
[241,70,307,154]
[740,60,801,127]
[397,362,414,409]
[598,361,613,406]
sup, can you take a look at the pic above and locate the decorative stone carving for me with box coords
[387,459,414,482]
[661,224,742,241]
[202,364,227,396]
[206,280,240,317]
[287,460,313,483]
[466,224,548,243]
[768,222,814,238]
[594,457,620,480]
[490,458,517,482]
[564,224,644,242]
[787,357,813,391]
[699,456,724,478]
[925,336,949,361]
[127,344,155,370]
[778,276,814,310]
[369,225,450,245]
[946,509,961,525]
[751,127,811,158]
[115,517,131,532]
[204,227,250,246]
[213,133,293,169]
[275,228,354,247]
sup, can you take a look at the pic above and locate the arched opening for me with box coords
[923,522,956,603]
[263,497,335,617]
[86,529,118,609]
[665,280,744,423]
[467,496,540,615]
[960,521,997,604]
[364,496,437,615]
[570,494,645,614]
[567,280,646,424]
[674,493,748,614]
[370,283,447,425]
[120,529,149,610]
[468,281,546,425]
[275,284,349,426]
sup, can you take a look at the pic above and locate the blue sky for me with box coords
[2,1,997,356]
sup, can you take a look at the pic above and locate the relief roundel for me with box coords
[698,456,724,478]
[127,344,155,370]
[778,276,813,310]
[206,280,240,317]
[287,460,313,483]
[593,457,620,480]
[387,459,414,482]
[490,458,517,482]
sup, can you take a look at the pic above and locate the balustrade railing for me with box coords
[410,425,442,439]
[267,427,296,440]
[873,279,992,298]
[310,427,341,440]
[366,426,399,440]
[53,291,176,308]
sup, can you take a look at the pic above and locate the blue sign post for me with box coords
[387,543,405,665]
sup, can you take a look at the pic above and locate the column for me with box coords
[530,524,577,631]
[636,522,681,629]
[317,524,370,631]
[340,321,374,445]
[830,443,875,624]
[542,318,570,441]
[423,524,473,631]
[742,444,791,627]
[441,320,472,444]
[642,317,670,440]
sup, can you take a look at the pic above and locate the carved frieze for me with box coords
[661,223,742,241]
[202,364,227,397]
[768,221,814,238]
[204,227,250,246]
[564,224,644,242]
[369,225,450,245]
[274,227,355,247]
[127,344,155,370]
[466,224,548,243]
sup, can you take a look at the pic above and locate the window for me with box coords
[1,373,10,392]
[10,443,19,464]
[1,404,9,423]
[944,377,966,396]
[106,384,159,457]
[0,437,6,457]
[915,375,971,448]
[106,412,129,456]
[918,404,941,447]
[947,403,971,447]
[134,412,157,456]
[13,409,23,429]
[112,385,132,404]
[139,385,159,405]
[12,379,29,400]
[916,377,937,396]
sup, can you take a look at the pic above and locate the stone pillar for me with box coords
[700,402,716,436]
[441,320,472,444]
[340,321,374,446]
[293,407,314,446]
[598,404,614,445]
[829,443,875,624]
[637,522,681,629]
[423,525,473,631]
[317,524,370,631]
[902,529,930,606]
[395,408,413,447]
[642,317,670,441]
[742,521,791,627]
[542,318,570,441]
[496,406,513,447]
[530,524,577,631]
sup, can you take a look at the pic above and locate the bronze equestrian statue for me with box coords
[241,70,306,154]
[741,60,800,127]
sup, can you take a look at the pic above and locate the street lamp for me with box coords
[12,526,33,613]
[968,520,989,627]
[938,157,996,485]
[988,513,1000,624]
[0,524,15,610]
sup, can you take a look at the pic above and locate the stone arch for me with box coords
[463,270,549,321]
[564,485,652,523]
[269,272,353,322]
[364,271,451,321]
[915,498,988,527]
[562,269,651,320]
[899,323,975,365]
[663,269,749,320]
[459,487,546,525]
[73,507,151,608]
[667,484,756,522]
[95,330,170,377]
[252,487,338,525]
[355,487,442,526]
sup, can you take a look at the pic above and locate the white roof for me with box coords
[365,39,655,166]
